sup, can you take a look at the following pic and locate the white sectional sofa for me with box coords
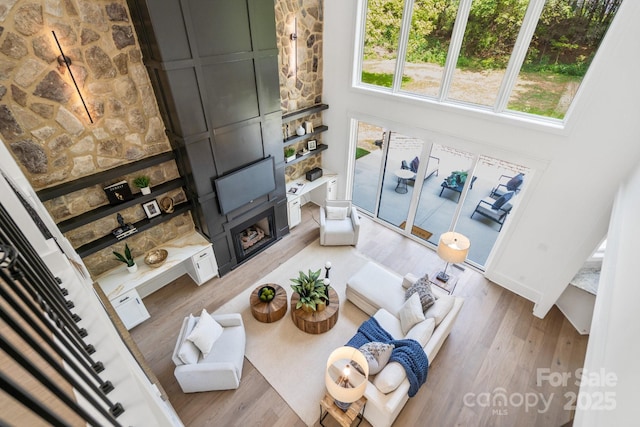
[346,261,464,427]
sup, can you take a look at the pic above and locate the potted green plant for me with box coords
[133,175,151,195]
[113,243,137,273]
[290,269,327,312]
[284,147,296,163]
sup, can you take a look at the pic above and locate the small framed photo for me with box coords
[142,199,161,219]
[308,140,317,150]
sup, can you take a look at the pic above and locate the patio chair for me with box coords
[490,173,524,199]
[401,155,440,185]
[439,171,477,201]
[470,192,514,231]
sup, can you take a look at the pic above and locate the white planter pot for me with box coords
[140,186,151,195]
[127,263,138,273]
[286,155,296,163]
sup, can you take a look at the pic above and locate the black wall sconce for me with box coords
[52,31,93,123]
[289,17,298,77]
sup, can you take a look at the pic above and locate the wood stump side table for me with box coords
[290,288,339,334]
[250,284,287,323]
[320,393,366,427]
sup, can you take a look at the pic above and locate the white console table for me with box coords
[286,171,337,228]
[96,231,218,329]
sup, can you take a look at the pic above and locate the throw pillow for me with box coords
[178,340,200,365]
[178,314,200,364]
[373,362,406,394]
[357,342,394,375]
[186,309,223,358]
[405,274,436,312]
[424,295,455,326]
[410,156,420,173]
[326,206,348,220]
[492,191,514,210]
[506,173,524,191]
[405,317,435,347]
[398,292,425,335]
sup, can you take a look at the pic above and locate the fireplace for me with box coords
[230,206,277,265]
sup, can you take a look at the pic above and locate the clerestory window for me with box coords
[356,0,623,123]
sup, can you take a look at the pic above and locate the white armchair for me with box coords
[171,312,246,393]
[320,200,360,246]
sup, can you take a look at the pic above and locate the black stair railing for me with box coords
[0,200,124,426]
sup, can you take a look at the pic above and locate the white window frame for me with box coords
[354,0,581,127]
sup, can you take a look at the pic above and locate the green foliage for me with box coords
[284,147,296,157]
[364,0,618,73]
[290,269,328,311]
[133,175,150,188]
[521,53,590,77]
[113,243,135,267]
[356,147,370,160]
[361,71,410,87]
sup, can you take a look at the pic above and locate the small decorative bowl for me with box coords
[160,196,174,213]
[258,285,276,302]
[144,249,168,268]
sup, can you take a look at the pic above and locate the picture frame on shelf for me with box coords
[142,200,161,219]
[308,140,317,150]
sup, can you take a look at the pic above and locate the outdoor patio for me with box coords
[353,143,522,268]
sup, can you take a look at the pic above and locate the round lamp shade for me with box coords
[437,232,470,264]
[325,346,369,404]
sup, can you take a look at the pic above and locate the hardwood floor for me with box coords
[130,204,589,427]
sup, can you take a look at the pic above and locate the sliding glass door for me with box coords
[412,143,475,247]
[377,131,426,230]
[352,119,529,269]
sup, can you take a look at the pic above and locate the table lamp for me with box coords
[325,346,369,411]
[436,231,470,282]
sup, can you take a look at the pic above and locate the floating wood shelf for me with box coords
[283,125,328,147]
[36,152,176,202]
[75,203,191,258]
[281,103,328,124]
[56,178,185,233]
[284,144,328,167]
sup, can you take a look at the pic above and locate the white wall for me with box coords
[322,0,640,317]
[573,164,640,426]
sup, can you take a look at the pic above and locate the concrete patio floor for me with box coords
[353,146,521,268]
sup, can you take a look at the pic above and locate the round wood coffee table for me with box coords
[250,284,287,323]
[290,288,339,334]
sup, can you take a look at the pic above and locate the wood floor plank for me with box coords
[129,204,589,427]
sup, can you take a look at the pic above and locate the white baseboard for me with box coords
[484,271,542,309]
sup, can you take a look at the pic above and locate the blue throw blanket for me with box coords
[346,317,429,397]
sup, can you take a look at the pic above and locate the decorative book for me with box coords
[103,181,133,204]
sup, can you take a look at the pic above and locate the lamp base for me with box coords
[436,271,450,282]
[334,399,351,412]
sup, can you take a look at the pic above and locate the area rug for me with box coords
[213,241,371,426]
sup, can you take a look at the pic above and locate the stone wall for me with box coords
[275,0,324,181]
[0,0,323,276]
[0,0,192,277]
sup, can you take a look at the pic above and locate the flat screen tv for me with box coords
[214,156,276,215]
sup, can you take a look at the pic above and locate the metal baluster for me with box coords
[0,373,68,427]
[0,206,84,333]
[0,336,122,426]
[0,273,115,395]
[0,250,106,379]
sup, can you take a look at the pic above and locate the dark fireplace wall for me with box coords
[127,0,289,275]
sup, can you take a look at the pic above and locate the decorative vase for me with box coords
[140,186,151,195]
[301,304,313,313]
[296,125,305,136]
[317,300,326,312]
[127,263,138,273]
